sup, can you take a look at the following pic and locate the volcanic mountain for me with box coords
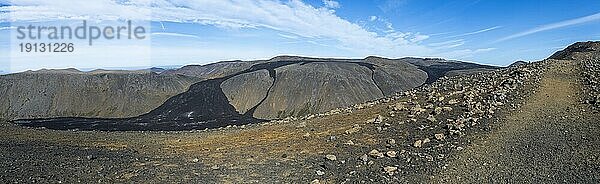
[2,56,498,131]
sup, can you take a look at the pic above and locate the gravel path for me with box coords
[433,60,600,183]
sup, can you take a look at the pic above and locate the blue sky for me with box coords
[1,0,600,73]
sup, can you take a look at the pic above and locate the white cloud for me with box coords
[0,0,434,57]
[152,32,202,39]
[410,34,429,43]
[0,26,15,30]
[448,26,501,38]
[322,0,340,9]
[429,39,465,49]
[497,12,600,42]
[439,48,496,59]
[277,33,299,39]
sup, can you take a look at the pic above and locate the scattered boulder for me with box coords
[386,150,397,158]
[414,140,423,148]
[325,155,337,161]
[435,133,445,140]
[360,154,369,162]
[369,149,384,158]
[316,170,325,176]
[383,166,398,175]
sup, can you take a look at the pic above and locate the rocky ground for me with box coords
[1,42,599,183]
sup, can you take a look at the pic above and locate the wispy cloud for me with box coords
[377,0,407,13]
[152,32,202,39]
[322,0,340,9]
[448,26,501,38]
[429,39,465,49]
[497,12,600,42]
[439,47,496,59]
[278,33,299,40]
[1,0,434,56]
[0,26,15,30]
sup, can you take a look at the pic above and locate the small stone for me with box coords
[393,103,407,111]
[316,170,325,176]
[328,136,337,141]
[344,140,355,145]
[367,115,385,124]
[434,107,443,115]
[325,154,337,161]
[414,140,422,148]
[387,139,396,145]
[310,179,321,184]
[345,124,361,134]
[376,115,385,122]
[434,133,445,140]
[360,154,369,162]
[368,149,384,158]
[427,115,437,122]
[386,150,397,158]
[423,138,430,144]
[192,158,199,162]
[383,166,398,175]
[211,165,220,170]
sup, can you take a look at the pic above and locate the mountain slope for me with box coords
[7,56,499,131]
[0,70,200,120]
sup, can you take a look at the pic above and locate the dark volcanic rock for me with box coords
[508,60,528,67]
[550,41,600,60]
[401,57,500,84]
[162,61,256,79]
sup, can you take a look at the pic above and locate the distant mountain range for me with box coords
[2,56,500,130]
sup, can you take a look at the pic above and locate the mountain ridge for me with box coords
[5,56,503,131]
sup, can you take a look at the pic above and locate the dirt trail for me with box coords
[433,60,600,183]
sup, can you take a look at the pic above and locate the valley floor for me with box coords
[1,59,599,183]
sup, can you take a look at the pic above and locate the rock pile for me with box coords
[579,56,600,110]
[385,62,543,140]
[305,58,546,182]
